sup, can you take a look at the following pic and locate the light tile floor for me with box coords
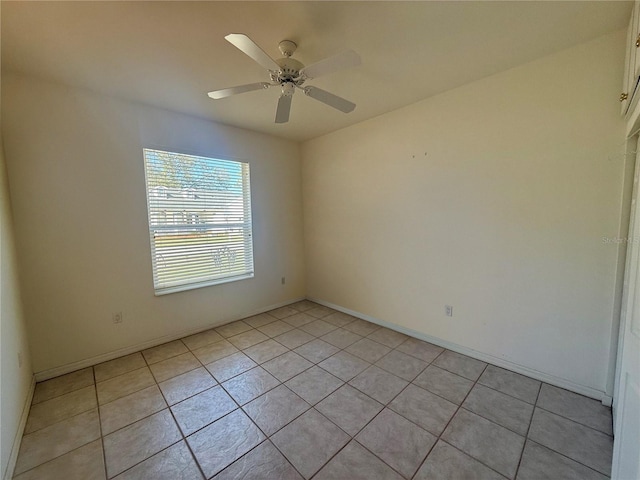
[13,301,614,479]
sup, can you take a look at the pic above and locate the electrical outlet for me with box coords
[445,305,453,317]
[113,312,123,324]
[281,277,286,285]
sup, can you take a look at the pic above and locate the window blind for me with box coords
[143,148,254,295]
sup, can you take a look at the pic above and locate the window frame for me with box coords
[142,147,255,296]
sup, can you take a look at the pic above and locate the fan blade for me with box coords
[208,82,271,99]
[300,49,361,79]
[225,34,280,71]
[275,94,292,124]
[303,86,355,113]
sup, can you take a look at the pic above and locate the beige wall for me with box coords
[0,119,33,477]
[2,74,305,374]
[302,31,628,397]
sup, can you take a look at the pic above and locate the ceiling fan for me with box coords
[208,34,361,124]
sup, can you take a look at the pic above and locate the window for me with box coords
[143,148,254,295]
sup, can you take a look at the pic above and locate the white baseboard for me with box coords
[310,297,611,404]
[34,297,304,382]
[35,295,612,406]
[3,375,35,480]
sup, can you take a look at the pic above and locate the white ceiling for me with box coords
[1,1,632,142]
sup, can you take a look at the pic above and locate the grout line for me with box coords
[435,440,509,480]
[513,383,542,479]
[532,405,614,438]
[475,377,538,406]
[165,406,207,479]
[92,367,109,480]
[19,388,98,436]
[13,439,106,479]
[407,362,515,480]
[523,438,614,478]
[109,440,184,479]
[425,366,525,480]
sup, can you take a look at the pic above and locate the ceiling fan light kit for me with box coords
[208,33,361,124]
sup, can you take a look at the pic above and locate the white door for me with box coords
[612,136,640,480]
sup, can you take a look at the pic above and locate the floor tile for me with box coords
[187,409,265,478]
[271,409,350,479]
[96,367,155,405]
[205,352,257,382]
[316,384,383,436]
[227,329,269,350]
[32,368,94,405]
[257,320,294,338]
[282,312,316,328]
[103,409,181,477]
[319,351,370,381]
[300,319,338,337]
[442,408,524,479]
[396,338,444,363]
[349,365,408,404]
[433,350,487,381]
[191,339,238,364]
[516,440,608,480]
[13,439,105,480]
[25,385,97,434]
[100,385,167,435]
[306,305,335,318]
[323,311,357,328]
[262,351,313,382]
[274,329,315,349]
[142,340,188,364]
[537,384,613,435]
[181,328,224,351]
[285,366,344,405]
[171,385,237,435]
[413,365,473,404]
[356,408,436,479]
[389,384,457,436]
[94,353,146,383]
[213,440,303,480]
[478,365,540,404]
[294,339,339,364]
[343,319,381,336]
[113,441,203,480]
[415,440,505,480]
[14,409,101,475]
[243,385,310,435]
[366,327,408,348]
[215,320,253,338]
[243,339,289,364]
[314,440,404,480]
[149,352,200,383]
[289,300,317,312]
[375,350,428,381]
[527,408,613,475]
[346,338,392,363]
[158,367,217,405]
[268,306,299,319]
[17,318,621,480]
[463,384,534,435]
[320,328,363,349]
[243,313,278,328]
[222,366,280,405]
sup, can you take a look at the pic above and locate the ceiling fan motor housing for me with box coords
[275,57,304,84]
